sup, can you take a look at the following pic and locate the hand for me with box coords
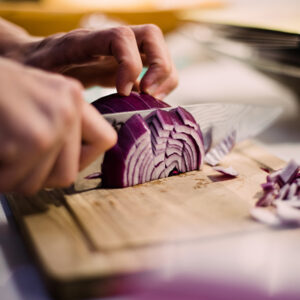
[7,25,178,99]
[0,58,116,195]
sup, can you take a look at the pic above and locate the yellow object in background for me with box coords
[0,0,224,36]
[181,1,300,34]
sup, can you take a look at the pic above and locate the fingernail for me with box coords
[146,83,159,96]
[155,93,167,100]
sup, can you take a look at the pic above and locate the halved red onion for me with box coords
[101,107,204,187]
[91,93,205,188]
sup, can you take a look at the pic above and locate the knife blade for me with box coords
[102,103,282,147]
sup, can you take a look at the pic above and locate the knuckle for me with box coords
[65,77,84,92]
[159,61,172,75]
[143,24,163,37]
[59,29,90,45]
[113,26,135,40]
[65,80,84,107]
[57,98,77,128]
[120,59,142,80]
[69,28,91,35]
[130,61,143,78]
[30,127,54,152]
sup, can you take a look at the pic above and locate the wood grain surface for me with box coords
[6,140,286,299]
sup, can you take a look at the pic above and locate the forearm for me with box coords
[0,17,40,59]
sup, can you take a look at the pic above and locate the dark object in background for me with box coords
[185,22,300,97]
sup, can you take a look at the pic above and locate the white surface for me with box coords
[1,29,300,300]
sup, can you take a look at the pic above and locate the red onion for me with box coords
[252,159,300,226]
[278,159,299,186]
[92,93,205,188]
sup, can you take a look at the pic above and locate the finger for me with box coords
[0,140,18,165]
[80,101,117,170]
[63,61,118,88]
[44,117,81,188]
[30,28,143,95]
[14,143,62,195]
[103,27,143,95]
[132,79,141,92]
[0,114,55,192]
[131,25,175,96]
[150,64,178,100]
[43,88,82,188]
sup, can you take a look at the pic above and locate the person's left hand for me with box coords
[7,25,178,99]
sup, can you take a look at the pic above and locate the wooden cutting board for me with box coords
[6,140,285,299]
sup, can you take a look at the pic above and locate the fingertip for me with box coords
[116,81,134,96]
[154,93,167,100]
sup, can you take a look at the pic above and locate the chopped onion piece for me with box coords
[275,199,300,208]
[276,183,290,200]
[254,159,300,227]
[278,159,299,186]
[212,166,239,177]
[256,189,278,207]
[266,169,282,183]
[286,183,298,200]
[85,172,102,180]
[275,201,300,224]
[261,182,277,191]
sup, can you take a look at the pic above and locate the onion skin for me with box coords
[92,93,204,188]
[92,92,169,114]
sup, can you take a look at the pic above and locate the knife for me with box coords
[102,102,282,148]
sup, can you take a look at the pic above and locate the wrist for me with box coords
[0,18,42,63]
[3,39,42,64]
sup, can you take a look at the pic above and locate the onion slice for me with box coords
[212,166,239,177]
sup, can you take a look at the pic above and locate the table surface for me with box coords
[1,28,300,300]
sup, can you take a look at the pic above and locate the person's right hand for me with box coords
[0,58,117,195]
